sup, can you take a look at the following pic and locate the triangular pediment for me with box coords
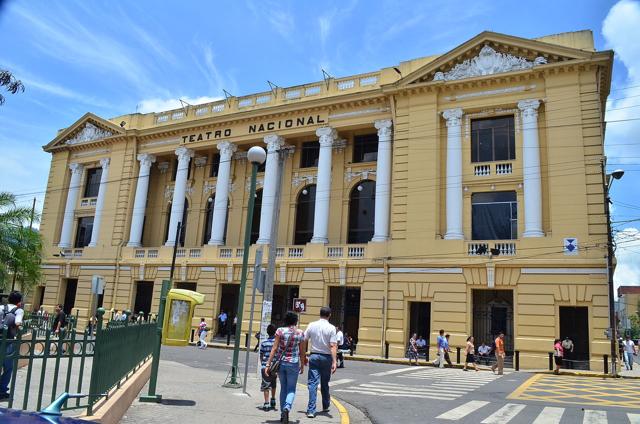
[44,112,125,151]
[395,31,596,86]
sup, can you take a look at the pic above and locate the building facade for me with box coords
[36,30,613,370]
[617,286,640,332]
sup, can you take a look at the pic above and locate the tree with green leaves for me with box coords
[0,192,42,293]
[0,69,25,106]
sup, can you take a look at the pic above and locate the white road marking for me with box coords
[435,400,490,420]
[481,403,526,423]
[532,407,565,424]
[370,366,418,376]
[328,378,355,387]
[359,383,460,396]
[333,388,456,400]
[583,410,607,424]
[628,413,640,424]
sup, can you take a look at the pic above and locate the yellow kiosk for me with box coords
[161,289,205,346]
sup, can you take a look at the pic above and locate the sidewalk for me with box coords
[122,360,356,424]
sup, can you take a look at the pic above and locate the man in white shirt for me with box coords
[336,326,345,368]
[623,335,636,370]
[304,306,337,418]
[0,291,24,400]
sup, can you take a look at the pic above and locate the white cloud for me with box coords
[614,227,640,289]
[137,96,222,114]
[245,0,295,39]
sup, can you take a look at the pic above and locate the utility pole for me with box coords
[29,197,36,230]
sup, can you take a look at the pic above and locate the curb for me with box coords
[296,383,350,424]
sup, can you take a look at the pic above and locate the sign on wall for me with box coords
[563,238,578,255]
[293,298,307,314]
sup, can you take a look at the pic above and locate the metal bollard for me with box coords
[456,347,461,364]
[515,351,520,371]
[604,354,609,374]
[226,331,231,346]
[385,342,389,359]
[548,352,553,371]
[245,332,250,349]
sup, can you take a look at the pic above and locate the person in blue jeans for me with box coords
[304,306,338,418]
[0,291,24,401]
[265,312,306,424]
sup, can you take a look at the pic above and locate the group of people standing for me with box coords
[259,306,340,424]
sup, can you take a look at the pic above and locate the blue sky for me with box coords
[1,0,639,288]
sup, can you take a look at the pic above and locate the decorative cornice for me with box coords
[71,148,110,158]
[345,168,376,183]
[433,45,547,82]
[292,173,317,188]
[65,123,114,145]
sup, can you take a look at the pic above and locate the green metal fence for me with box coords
[0,308,155,416]
[21,310,78,337]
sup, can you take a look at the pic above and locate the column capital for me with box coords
[316,126,337,147]
[374,119,393,139]
[442,108,463,127]
[99,158,110,169]
[217,140,238,158]
[137,153,156,167]
[175,146,194,162]
[69,162,84,175]
[264,134,285,152]
[518,99,541,119]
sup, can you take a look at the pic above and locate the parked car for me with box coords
[0,408,90,423]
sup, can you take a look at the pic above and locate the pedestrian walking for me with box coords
[304,306,338,419]
[444,334,453,367]
[432,329,446,368]
[0,291,24,401]
[561,336,574,368]
[553,338,564,374]
[622,335,636,371]
[463,336,479,371]
[265,312,306,424]
[336,326,345,368]
[406,333,419,366]
[217,310,227,336]
[53,304,66,338]
[259,324,278,411]
[491,332,506,375]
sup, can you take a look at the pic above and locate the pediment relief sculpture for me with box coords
[433,45,547,82]
[65,123,114,145]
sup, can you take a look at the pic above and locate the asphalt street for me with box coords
[160,346,640,423]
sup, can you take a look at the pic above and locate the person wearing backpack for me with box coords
[0,291,24,401]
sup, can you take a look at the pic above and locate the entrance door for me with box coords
[272,285,299,327]
[473,290,514,352]
[34,286,45,310]
[409,302,431,341]
[329,287,361,342]
[62,279,78,315]
[133,281,154,317]
[560,306,590,370]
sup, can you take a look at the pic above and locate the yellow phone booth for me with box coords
[161,289,205,346]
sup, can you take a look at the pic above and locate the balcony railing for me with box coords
[325,245,366,259]
[471,162,513,177]
[63,249,83,257]
[467,241,517,256]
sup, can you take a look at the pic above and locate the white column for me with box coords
[165,147,194,246]
[443,108,464,240]
[257,134,285,244]
[311,127,337,244]
[88,158,110,247]
[208,141,237,245]
[58,163,84,248]
[372,119,393,242]
[518,99,544,237]
[127,154,156,247]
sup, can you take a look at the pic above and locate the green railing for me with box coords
[21,311,78,337]
[87,308,155,414]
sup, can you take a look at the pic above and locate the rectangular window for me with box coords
[300,141,320,168]
[74,216,94,248]
[83,168,102,198]
[471,191,517,240]
[210,153,220,178]
[353,133,378,163]
[471,116,515,163]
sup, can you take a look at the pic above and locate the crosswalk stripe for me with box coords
[628,413,640,424]
[334,389,455,400]
[329,379,354,387]
[369,381,477,393]
[532,407,564,424]
[371,366,419,376]
[583,410,607,424]
[481,403,526,423]
[436,400,490,420]
[359,383,464,396]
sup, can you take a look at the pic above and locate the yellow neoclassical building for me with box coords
[36,30,613,370]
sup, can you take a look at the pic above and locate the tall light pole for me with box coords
[225,145,267,388]
[602,159,624,375]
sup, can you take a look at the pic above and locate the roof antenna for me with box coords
[179,99,192,115]
[322,69,333,90]
[267,80,279,95]
[223,89,234,106]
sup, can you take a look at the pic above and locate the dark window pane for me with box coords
[179,199,188,246]
[210,154,220,178]
[353,134,378,163]
[478,129,493,162]
[74,216,94,248]
[203,196,214,245]
[470,116,515,163]
[471,191,517,240]
[300,141,320,168]
[250,190,263,244]
[294,185,316,244]
[348,180,376,243]
[256,161,266,173]
[171,159,178,181]
[83,168,102,198]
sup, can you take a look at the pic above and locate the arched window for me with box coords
[203,195,214,245]
[294,185,316,245]
[348,180,375,243]
[250,189,263,244]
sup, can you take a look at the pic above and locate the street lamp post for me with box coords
[224,145,267,388]
[602,160,624,376]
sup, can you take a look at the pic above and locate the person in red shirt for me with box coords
[491,332,505,375]
[553,338,564,374]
